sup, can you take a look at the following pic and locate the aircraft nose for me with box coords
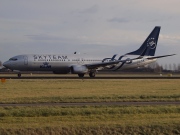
[3,61,10,68]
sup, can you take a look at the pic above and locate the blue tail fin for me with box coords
[126,26,161,56]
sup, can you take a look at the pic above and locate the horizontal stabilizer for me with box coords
[147,54,176,59]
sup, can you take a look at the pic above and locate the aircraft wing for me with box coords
[85,54,176,69]
[146,54,176,60]
[86,59,128,69]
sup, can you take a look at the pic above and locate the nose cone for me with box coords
[3,61,10,68]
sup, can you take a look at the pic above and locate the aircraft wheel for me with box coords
[78,74,84,78]
[18,73,21,78]
[89,72,95,77]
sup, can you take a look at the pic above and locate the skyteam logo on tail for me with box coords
[147,38,156,49]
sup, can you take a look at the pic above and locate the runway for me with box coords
[0,76,180,79]
[1,73,180,79]
[0,102,180,107]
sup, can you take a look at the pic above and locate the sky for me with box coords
[0,0,180,67]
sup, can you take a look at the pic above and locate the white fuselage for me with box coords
[3,53,156,73]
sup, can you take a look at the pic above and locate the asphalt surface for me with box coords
[0,102,180,107]
[0,76,180,79]
[1,72,180,79]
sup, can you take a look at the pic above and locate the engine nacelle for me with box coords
[71,65,88,74]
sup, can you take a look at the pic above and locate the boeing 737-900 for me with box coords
[3,26,175,77]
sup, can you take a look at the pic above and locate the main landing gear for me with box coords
[17,73,21,78]
[89,72,96,77]
[78,72,96,78]
[78,74,85,78]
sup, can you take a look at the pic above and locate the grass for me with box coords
[0,79,180,103]
[0,79,180,134]
[0,105,180,134]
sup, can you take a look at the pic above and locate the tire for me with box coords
[18,73,21,77]
[78,74,84,77]
[89,72,95,77]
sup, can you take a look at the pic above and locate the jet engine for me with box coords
[71,65,88,74]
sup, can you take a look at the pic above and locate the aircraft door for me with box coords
[77,58,80,64]
[24,56,28,65]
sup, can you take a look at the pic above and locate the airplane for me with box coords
[3,26,175,77]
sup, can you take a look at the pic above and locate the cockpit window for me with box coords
[9,58,18,61]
